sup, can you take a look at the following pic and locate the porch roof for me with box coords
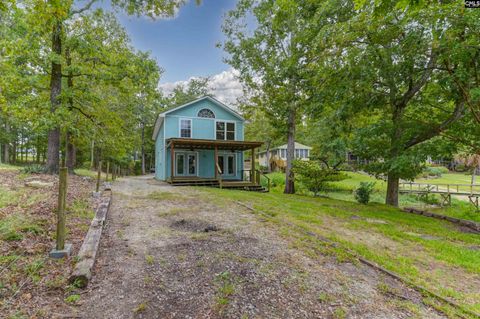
[166,138,263,151]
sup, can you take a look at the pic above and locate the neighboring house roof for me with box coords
[152,95,244,140]
[257,142,313,155]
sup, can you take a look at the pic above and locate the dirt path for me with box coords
[75,176,443,319]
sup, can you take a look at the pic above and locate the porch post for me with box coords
[170,142,174,181]
[251,147,255,183]
[214,145,218,179]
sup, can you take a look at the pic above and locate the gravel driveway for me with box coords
[75,175,443,319]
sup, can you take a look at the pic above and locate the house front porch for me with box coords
[165,138,269,192]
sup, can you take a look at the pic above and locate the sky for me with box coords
[115,0,243,104]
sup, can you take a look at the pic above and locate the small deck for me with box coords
[167,177,268,192]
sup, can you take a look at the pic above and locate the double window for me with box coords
[217,154,236,175]
[180,119,192,138]
[216,121,235,140]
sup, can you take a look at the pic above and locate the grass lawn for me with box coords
[0,163,20,171]
[75,168,105,181]
[203,187,480,317]
[264,171,480,223]
[417,172,474,185]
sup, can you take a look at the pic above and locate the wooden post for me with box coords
[170,142,174,181]
[214,146,218,179]
[96,161,102,192]
[106,161,110,182]
[251,148,255,183]
[56,167,68,250]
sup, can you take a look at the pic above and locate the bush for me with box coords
[421,166,449,178]
[81,161,92,169]
[293,160,347,196]
[20,164,45,174]
[133,161,142,175]
[354,182,375,204]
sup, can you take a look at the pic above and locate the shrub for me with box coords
[293,160,347,196]
[20,164,44,174]
[133,161,143,175]
[420,166,449,178]
[354,182,376,204]
[81,161,92,169]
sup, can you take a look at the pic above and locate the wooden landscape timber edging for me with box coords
[234,201,480,319]
[403,207,480,233]
[69,190,112,288]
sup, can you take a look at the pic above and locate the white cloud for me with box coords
[158,69,245,106]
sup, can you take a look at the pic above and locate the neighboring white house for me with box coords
[257,142,312,171]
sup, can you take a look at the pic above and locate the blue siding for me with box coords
[155,122,165,180]
[164,150,243,180]
[155,97,246,181]
[164,99,243,140]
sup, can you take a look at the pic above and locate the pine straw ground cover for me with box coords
[0,167,97,318]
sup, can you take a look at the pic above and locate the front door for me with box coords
[218,154,236,176]
[175,152,197,176]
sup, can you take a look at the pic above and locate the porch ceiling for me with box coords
[166,138,263,151]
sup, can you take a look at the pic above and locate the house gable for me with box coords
[152,96,243,141]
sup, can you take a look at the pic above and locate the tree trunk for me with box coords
[472,167,479,185]
[284,107,296,194]
[385,172,400,207]
[36,138,41,164]
[45,21,63,174]
[20,133,24,163]
[141,122,146,175]
[12,140,16,164]
[3,123,9,164]
[90,140,95,170]
[66,139,76,174]
[265,140,271,173]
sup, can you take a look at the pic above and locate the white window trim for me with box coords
[215,120,236,141]
[179,118,192,138]
[197,108,216,119]
[218,152,237,176]
[174,151,199,177]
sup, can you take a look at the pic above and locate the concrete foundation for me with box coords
[49,243,72,259]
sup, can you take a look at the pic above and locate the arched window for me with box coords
[197,108,215,118]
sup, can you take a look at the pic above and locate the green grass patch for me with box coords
[68,199,94,219]
[417,172,473,185]
[214,271,236,313]
[0,213,43,241]
[65,294,81,304]
[423,198,480,223]
[74,168,103,180]
[0,187,20,209]
[148,191,187,201]
[0,163,20,171]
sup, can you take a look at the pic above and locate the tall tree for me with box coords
[26,0,190,173]
[222,0,315,193]
[309,0,476,206]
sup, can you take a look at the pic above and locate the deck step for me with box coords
[169,179,268,192]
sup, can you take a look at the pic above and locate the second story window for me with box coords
[180,119,192,138]
[198,108,215,118]
[216,121,235,140]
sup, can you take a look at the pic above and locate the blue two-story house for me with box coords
[152,96,264,188]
